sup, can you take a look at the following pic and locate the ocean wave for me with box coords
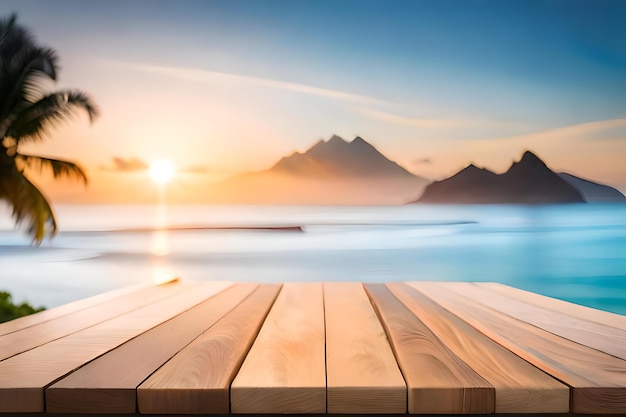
[55,220,478,235]
[58,225,304,235]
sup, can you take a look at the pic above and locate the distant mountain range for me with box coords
[272,135,416,179]
[415,150,625,204]
[208,135,429,205]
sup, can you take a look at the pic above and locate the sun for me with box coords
[149,160,175,185]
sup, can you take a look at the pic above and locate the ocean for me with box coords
[1,203,625,315]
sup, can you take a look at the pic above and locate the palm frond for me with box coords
[6,90,98,143]
[16,47,58,103]
[0,14,35,61]
[0,14,18,45]
[0,167,57,243]
[0,47,59,132]
[16,153,88,185]
[0,38,59,131]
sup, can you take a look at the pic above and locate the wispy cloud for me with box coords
[357,107,525,130]
[443,118,626,177]
[101,157,148,172]
[359,108,467,129]
[113,61,388,106]
[498,118,626,142]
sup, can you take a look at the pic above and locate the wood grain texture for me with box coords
[0,413,608,417]
[324,282,406,414]
[0,281,232,413]
[137,284,281,414]
[442,282,626,360]
[0,280,192,361]
[386,282,568,413]
[478,282,626,331]
[363,283,494,414]
[0,283,151,337]
[410,282,626,414]
[230,282,325,414]
[46,283,255,414]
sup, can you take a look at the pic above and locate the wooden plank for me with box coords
[46,283,257,414]
[478,282,626,331]
[324,282,406,414]
[442,282,626,361]
[0,281,232,413]
[0,282,156,337]
[0,412,605,417]
[363,283,494,414]
[410,282,626,414]
[230,282,325,414]
[0,280,192,361]
[386,282,569,413]
[137,284,281,414]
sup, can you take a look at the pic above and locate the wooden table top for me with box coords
[0,279,624,416]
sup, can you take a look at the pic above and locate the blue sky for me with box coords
[3,0,626,193]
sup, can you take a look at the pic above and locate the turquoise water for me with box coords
[0,203,625,314]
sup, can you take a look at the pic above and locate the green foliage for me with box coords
[0,290,44,323]
[0,13,98,243]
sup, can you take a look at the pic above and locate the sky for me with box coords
[3,0,626,200]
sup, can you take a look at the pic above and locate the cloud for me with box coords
[441,118,626,178]
[113,61,388,106]
[359,108,468,129]
[497,118,626,143]
[102,157,148,172]
[357,108,525,130]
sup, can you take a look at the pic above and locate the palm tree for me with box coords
[0,14,98,243]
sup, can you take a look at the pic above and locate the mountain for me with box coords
[558,173,626,202]
[271,134,416,178]
[415,150,586,204]
[207,135,429,205]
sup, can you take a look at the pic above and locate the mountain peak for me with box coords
[270,134,421,180]
[507,150,549,174]
[416,148,588,204]
[350,135,376,149]
[519,150,544,164]
[458,163,495,174]
[328,134,346,144]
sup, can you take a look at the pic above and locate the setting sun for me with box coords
[149,160,175,185]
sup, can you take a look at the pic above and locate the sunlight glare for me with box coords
[149,160,175,185]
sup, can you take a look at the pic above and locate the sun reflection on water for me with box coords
[150,229,170,256]
[150,186,173,282]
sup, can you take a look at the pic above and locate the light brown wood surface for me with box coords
[0,281,232,413]
[478,282,626,331]
[411,282,626,414]
[324,282,406,414]
[47,283,256,414]
[363,283,494,414]
[0,280,624,416]
[440,282,626,360]
[137,284,281,414]
[386,282,568,413]
[0,280,192,361]
[230,282,326,414]
[0,282,152,337]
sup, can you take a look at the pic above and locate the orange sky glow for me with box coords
[4,1,625,203]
